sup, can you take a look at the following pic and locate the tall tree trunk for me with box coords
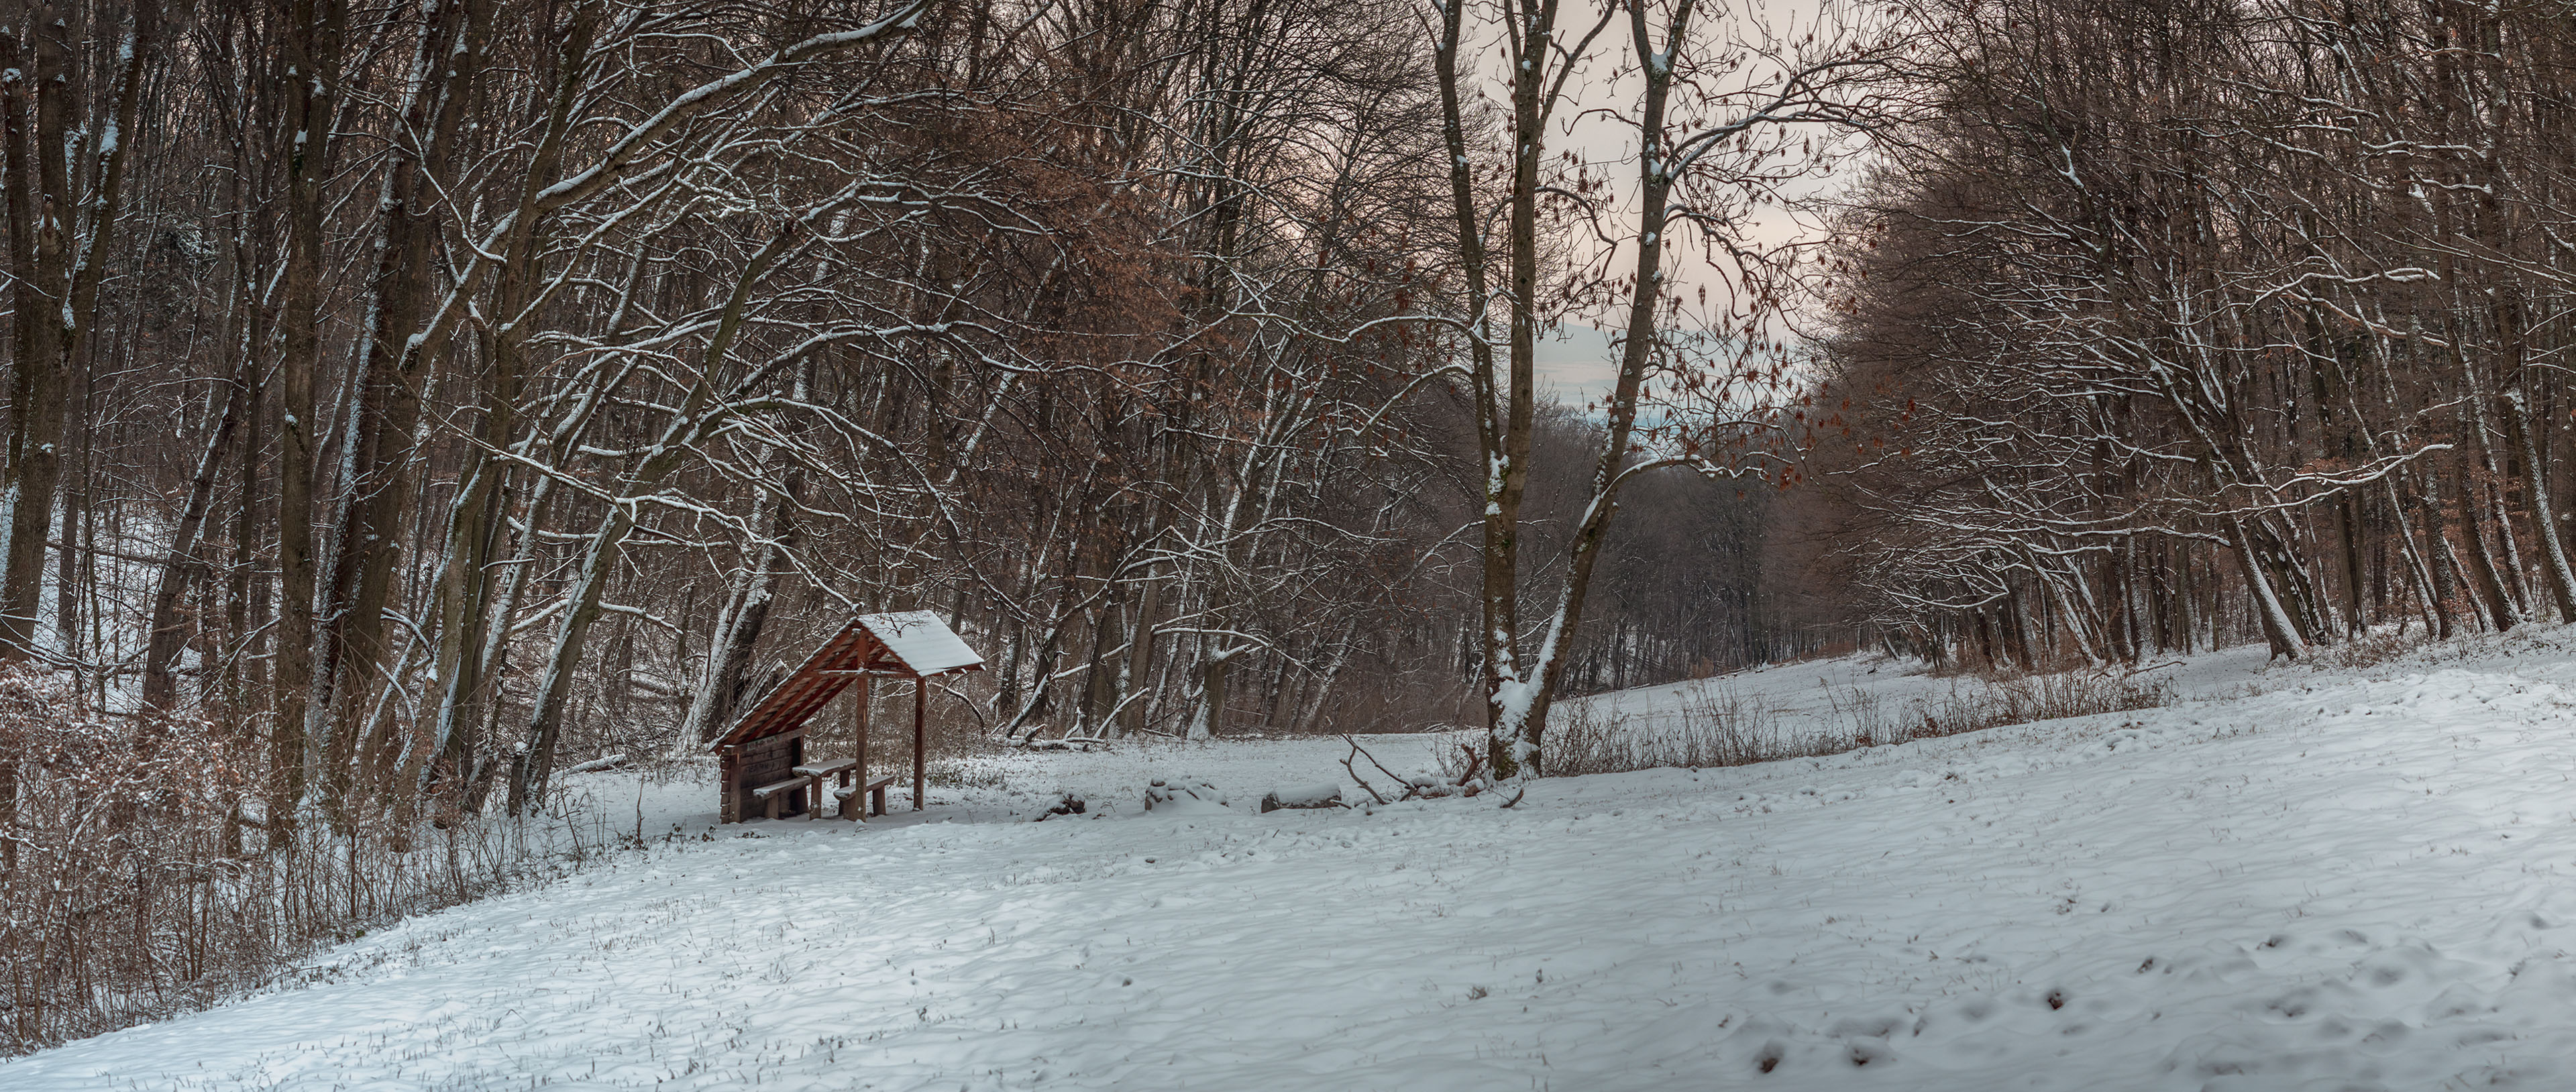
[1118,568,1161,738]
[54,366,85,665]
[0,13,71,663]
[1432,0,1512,775]
[2389,476,2451,639]
[270,0,343,847]
[2503,386,2576,621]
[2231,518,2306,659]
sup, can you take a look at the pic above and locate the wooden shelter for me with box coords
[708,610,985,822]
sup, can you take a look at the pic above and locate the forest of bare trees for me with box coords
[10,0,2576,1070]
[1811,0,2576,669]
[0,0,1860,1046]
[68,0,2576,1050]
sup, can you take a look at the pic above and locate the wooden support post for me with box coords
[718,745,741,823]
[851,671,870,820]
[912,677,926,811]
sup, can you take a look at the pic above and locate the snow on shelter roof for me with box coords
[854,610,985,675]
[706,610,985,751]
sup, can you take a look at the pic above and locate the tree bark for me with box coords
[140,355,256,710]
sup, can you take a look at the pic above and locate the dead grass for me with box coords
[1543,667,2171,777]
[1545,688,1809,776]
[2314,628,2436,670]
[1898,673,2174,742]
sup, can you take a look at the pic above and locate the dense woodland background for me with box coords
[1809,0,2576,671]
[7,0,2576,1053]
[0,0,1802,857]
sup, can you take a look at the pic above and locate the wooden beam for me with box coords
[912,678,926,811]
[852,671,870,820]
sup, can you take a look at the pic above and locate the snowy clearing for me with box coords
[13,633,2576,1089]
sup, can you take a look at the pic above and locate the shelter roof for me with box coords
[707,610,985,751]
[855,610,985,675]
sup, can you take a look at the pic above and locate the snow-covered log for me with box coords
[1258,783,1342,812]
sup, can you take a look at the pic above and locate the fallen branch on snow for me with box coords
[1340,735,1392,804]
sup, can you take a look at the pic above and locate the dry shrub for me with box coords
[0,667,618,1056]
[1546,688,1809,776]
[1543,668,2170,777]
[1904,672,2171,741]
[2316,629,2432,670]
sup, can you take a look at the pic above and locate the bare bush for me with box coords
[1544,669,2171,777]
[0,669,620,1056]
[2315,630,2435,671]
[1546,688,1803,776]
[1902,673,2172,741]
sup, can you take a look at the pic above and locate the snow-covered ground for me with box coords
[15,631,2576,1089]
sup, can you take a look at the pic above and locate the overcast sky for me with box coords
[1475,0,1860,403]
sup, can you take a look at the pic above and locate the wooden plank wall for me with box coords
[724,730,806,820]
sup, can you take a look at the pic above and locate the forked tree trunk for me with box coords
[423,0,596,802]
[2231,518,2306,660]
[140,354,256,710]
[676,457,804,754]
[2457,462,2520,631]
[2504,387,2576,621]
[0,7,156,662]
[311,0,486,828]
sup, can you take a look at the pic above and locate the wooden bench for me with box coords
[835,775,897,819]
[757,759,898,822]
[749,777,809,820]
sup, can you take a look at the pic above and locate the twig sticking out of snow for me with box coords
[1452,742,1485,797]
[1350,735,1415,796]
[1339,735,1393,804]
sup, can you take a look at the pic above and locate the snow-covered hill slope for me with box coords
[15,633,2576,1090]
